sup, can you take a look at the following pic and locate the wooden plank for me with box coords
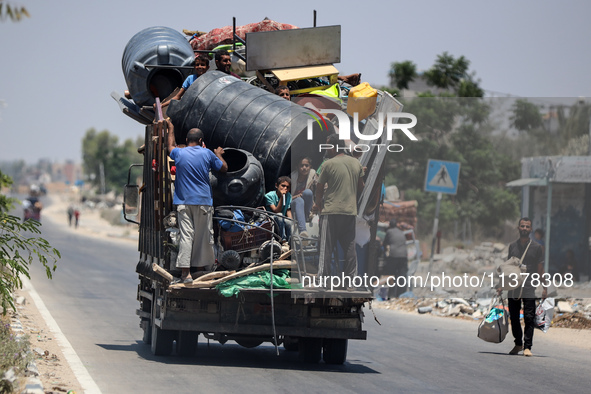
[271,65,339,82]
[169,260,293,289]
[152,263,173,281]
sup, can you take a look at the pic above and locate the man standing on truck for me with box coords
[313,133,364,287]
[164,118,228,283]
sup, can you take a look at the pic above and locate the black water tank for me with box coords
[210,148,265,207]
[167,71,333,191]
[122,26,195,107]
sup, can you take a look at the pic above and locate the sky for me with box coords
[1,0,590,165]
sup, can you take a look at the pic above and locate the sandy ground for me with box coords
[11,192,591,393]
[13,288,85,394]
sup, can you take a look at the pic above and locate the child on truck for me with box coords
[264,176,293,242]
[159,54,210,109]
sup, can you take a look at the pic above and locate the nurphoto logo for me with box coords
[305,109,418,153]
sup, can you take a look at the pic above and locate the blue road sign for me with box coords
[425,159,460,194]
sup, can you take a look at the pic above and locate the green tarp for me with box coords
[216,269,292,297]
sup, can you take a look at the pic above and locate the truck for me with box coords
[114,17,403,364]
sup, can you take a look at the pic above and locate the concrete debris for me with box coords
[493,243,506,253]
[26,362,40,377]
[556,301,574,313]
[447,305,462,316]
[21,377,44,394]
[460,305,474,314]
[33,347,45,357]
[449,298,470,306]
[15,296,26,305]
[1,367,16,384]
[373,294,591,330]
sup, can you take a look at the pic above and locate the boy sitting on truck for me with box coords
[264,176,293,242]
[160,54,210,109]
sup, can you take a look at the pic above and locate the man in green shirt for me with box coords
[313,134,364,284]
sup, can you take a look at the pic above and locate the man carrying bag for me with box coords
[497,217,547,357]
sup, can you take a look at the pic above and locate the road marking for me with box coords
[22,276,103,394]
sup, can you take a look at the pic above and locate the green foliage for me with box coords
[0,214,60,314]
[424,52,469,90]
[503,99,591,158]
[560,102,591,141]
[0,1,29,21]
[510,99,543,132]
[423,52,483,98]
[0,170,59,315]
[82,128,142,194]
[386,94,520,235]
[0,172,14,214]
[389,60,418,90]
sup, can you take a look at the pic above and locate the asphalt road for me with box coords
[25,214,591,393]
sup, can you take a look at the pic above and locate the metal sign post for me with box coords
[425,160,461,273]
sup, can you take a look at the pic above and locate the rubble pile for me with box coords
[432,242,507,279]
[374,296,591,330]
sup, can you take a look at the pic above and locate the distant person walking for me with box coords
[67,205,74,226]
[74,208,80,228]
[382,218,408,298]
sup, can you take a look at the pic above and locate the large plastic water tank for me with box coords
[167,71,333,191]
[210,148,265,207]
[122,26,195,107]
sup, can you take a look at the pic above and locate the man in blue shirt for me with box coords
[165,118,227,283]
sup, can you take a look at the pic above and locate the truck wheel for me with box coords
[142,320,152,345]
[235,338,263,348]
[151,324,175,356]
[177,331,198,356]
[322,338,348,365]
[282,336,299,352]
[141,297,152,345]
[299,338,322,363]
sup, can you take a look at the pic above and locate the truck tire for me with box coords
[282,336,299,352]
[142,320,152,345]
[177,331,198,356]
[151,323,175,356]
[322,338,348,365]
[298,338,322,363]
[235,338,263,348]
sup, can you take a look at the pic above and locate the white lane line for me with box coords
[22,276,103,394]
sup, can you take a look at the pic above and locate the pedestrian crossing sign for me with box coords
[424,159,460,195]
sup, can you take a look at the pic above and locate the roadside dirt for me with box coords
[13,288,84,394]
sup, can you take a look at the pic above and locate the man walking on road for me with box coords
[501,217,546,357]
[165,118,228,283]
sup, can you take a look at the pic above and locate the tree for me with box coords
[82,128,142,194]
[384,54,519,236]
[389,60,418,90]
[510,99,543,132]
[424,52,483,98]
[0,1,29,21]
[0,170,59,314]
